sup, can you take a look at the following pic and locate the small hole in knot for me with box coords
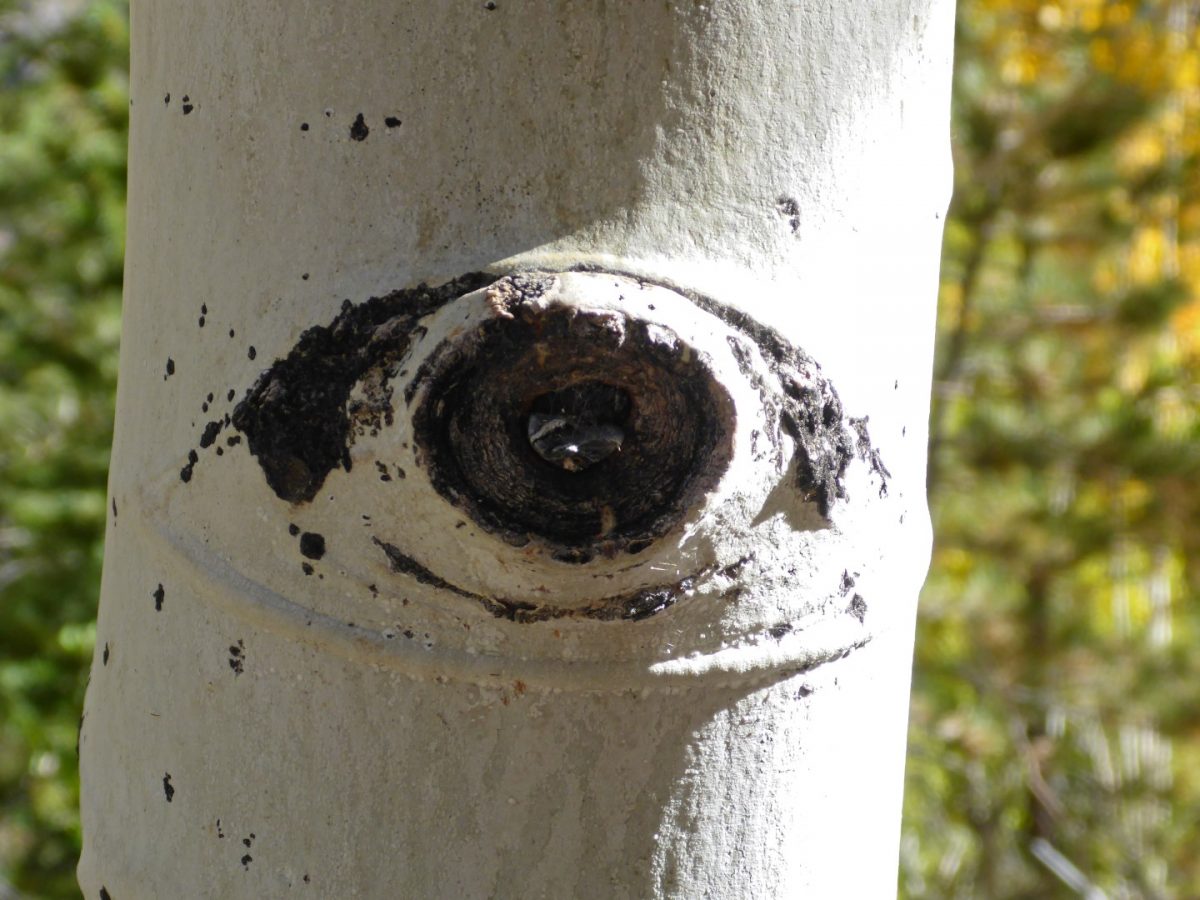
[526,382,630,473]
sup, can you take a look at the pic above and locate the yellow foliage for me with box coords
[1129,226,1167,285]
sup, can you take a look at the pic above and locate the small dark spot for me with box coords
[199,421,223,448]
[163,772,174,802]
[217,818,224,838]
[248,346,257,360]
[201,402,209,413]
[100,889,112,900]
[848,594,867,622]
[394,466,406,479]
[241,854,252,868]
[484,1,496,8]
[164,93,170,104]
[288,524,300,536]
[112,497,117,519]
[768,623,792,639]
[102,643,110,665]
[324,108,333,118]
[300,122,309,131]
[226,434,242,447]
[839,570,856,596]
[795,685,814,699]
[303,874,310,884]
[368,583,378,595]
[228,640,245,675]
[216,447,224,456]
[455,521,466,529]
[302,273,309,280]
[182,95,193,115]
[384,116,402,128]
[166,358,175,377]
[299,532,326,560]
[153,583,165,611]
[349,113,369,141]
[375,461,392,482]
[302,562,314,576]
[227,389,236,402]
[776,196,801,233]
[229,328,235,338]
[243,837,252,847]
[201,304,208,315]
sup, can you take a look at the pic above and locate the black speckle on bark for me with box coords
[199,420,223,449]
[847,594,867,622]
[165,358,175,378]
[384,116,402,128]
[153,583,165,611]
[247,346,257,360]
[302,562,313,576]
[231,273,491,503]
[241,854,252,868]
[164,93,170,105]
[300,122,309,131]
[299,532,326,560]
[228,640,244,675]
[776,196,801,233]
[840,570,856,596]
[162,772,174,802]
[349,113,369,141]
[102,643,109,665]
[288,523,300,536]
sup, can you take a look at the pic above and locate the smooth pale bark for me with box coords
[80,2,953,897]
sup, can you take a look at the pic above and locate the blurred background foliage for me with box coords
[903,0,1200,897]
[0,0,126,896]
[0,0,1196,897]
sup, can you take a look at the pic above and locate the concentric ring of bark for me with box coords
[409,303,734,561]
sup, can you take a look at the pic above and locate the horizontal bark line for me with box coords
[128,499,874,690]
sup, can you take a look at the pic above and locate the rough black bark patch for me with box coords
[100,888,112,900]
[231,273,491,503]
[384,116,402,128]
[162,772,174,802]
[349,113,369,141]
[102,643,109,665]
[153,583,165,611]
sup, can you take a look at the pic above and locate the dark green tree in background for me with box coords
[0,2,127,896]
[0,1,1197,897]
[903,1,1200,897]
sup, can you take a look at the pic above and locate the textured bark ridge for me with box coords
[231,271,867,561]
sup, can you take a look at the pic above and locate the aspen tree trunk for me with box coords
[79,2,954,897]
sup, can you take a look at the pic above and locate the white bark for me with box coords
[80,2,954,897]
